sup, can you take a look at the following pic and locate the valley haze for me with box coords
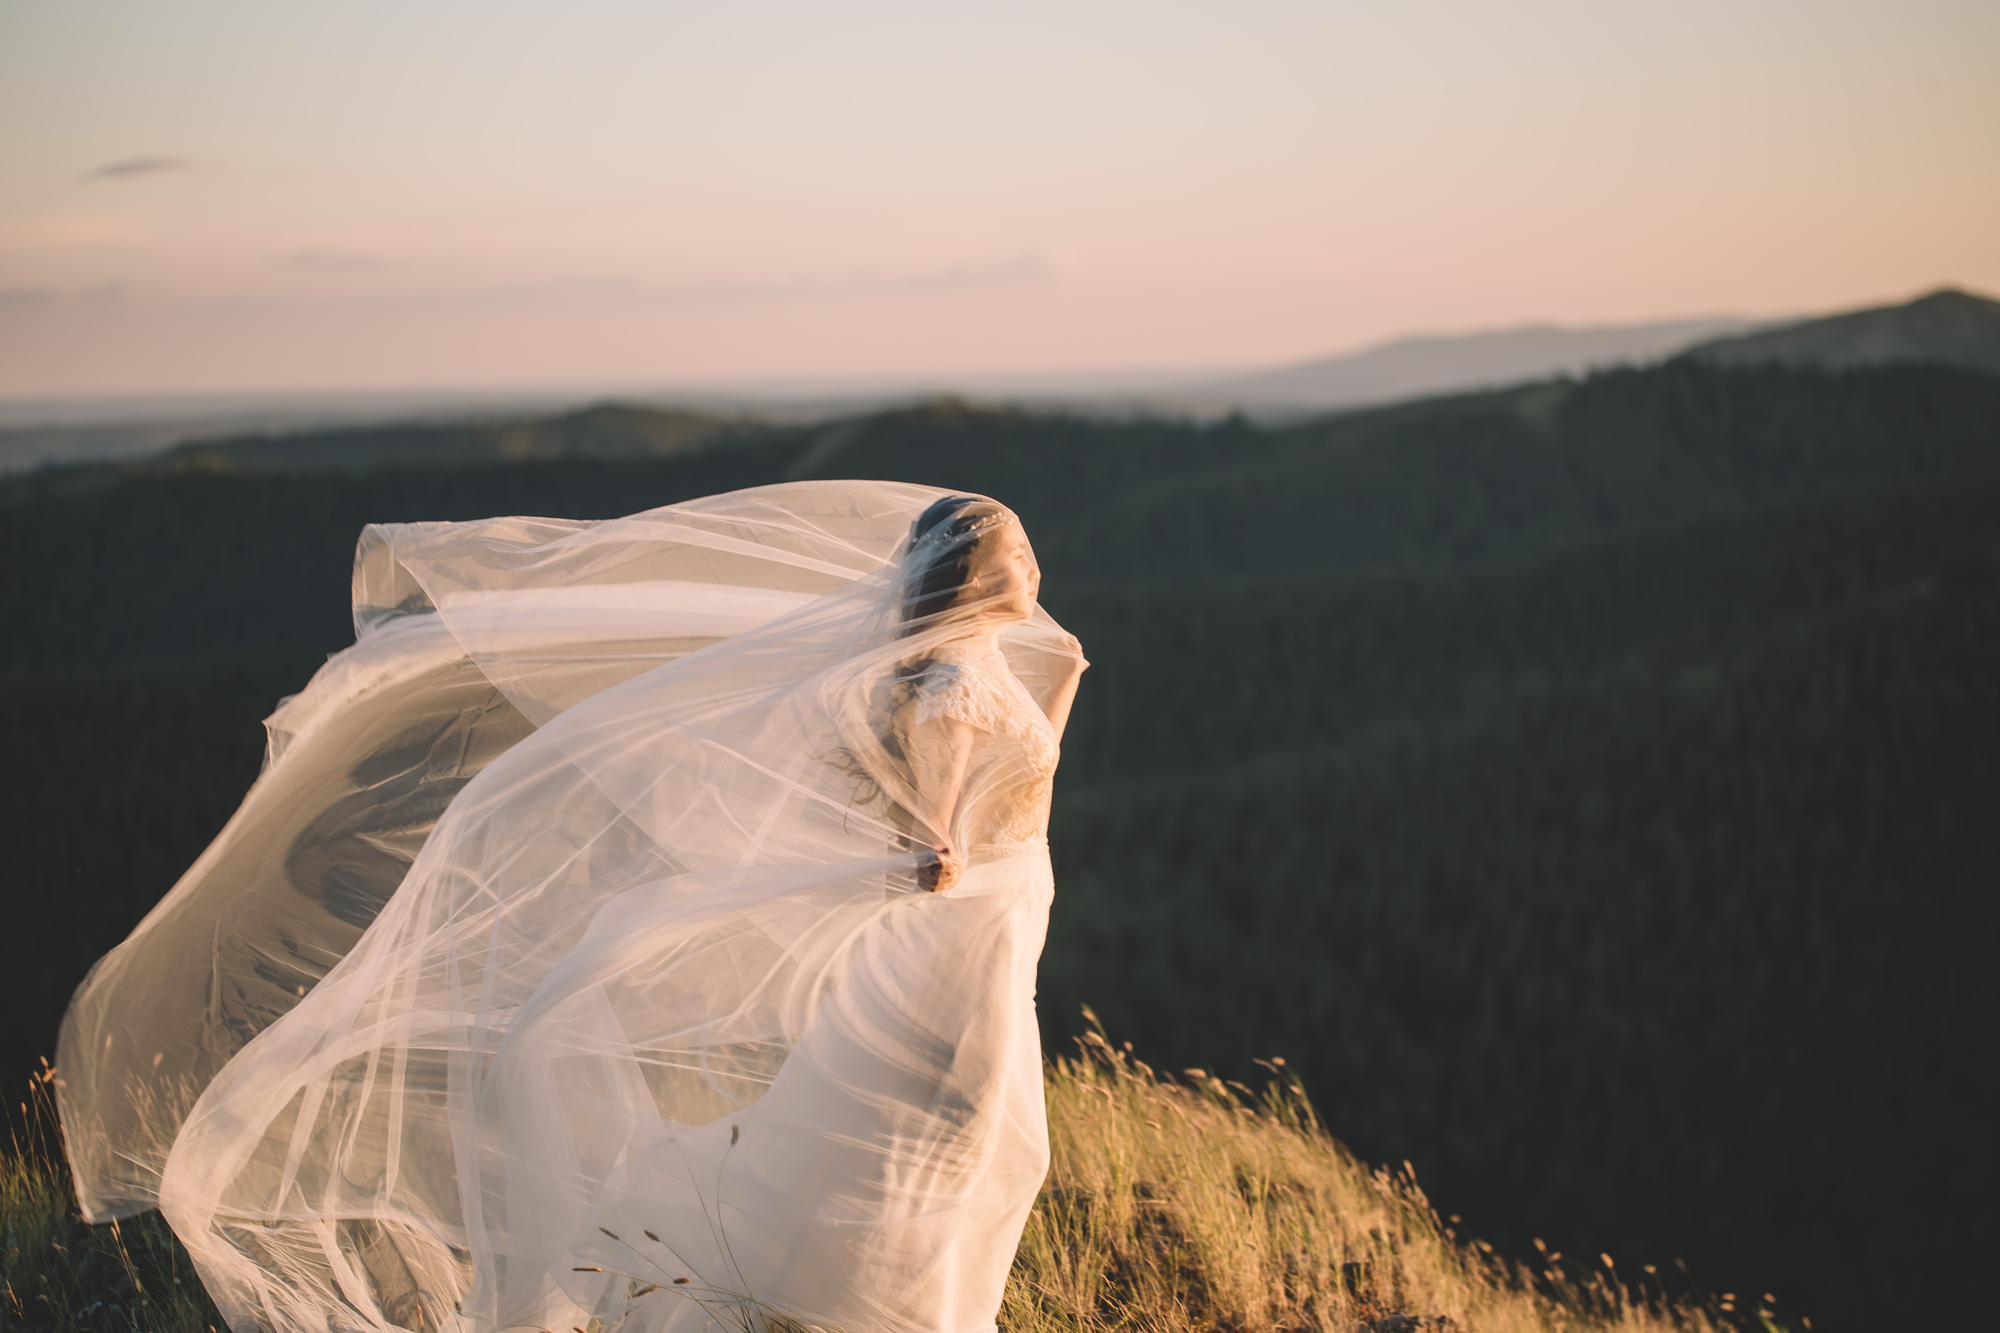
[0,308,1768,473]
[10,286,1997,475]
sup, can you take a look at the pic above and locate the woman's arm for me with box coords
[907,714,975,892]
[1041,635,1087,736]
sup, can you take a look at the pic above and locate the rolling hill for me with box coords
[1680,286,2000,374]
[164,402,756,472]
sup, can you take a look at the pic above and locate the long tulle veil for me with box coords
[57,479,1082,1333]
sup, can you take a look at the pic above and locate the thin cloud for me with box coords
[643,251,1066,304]
[0,287,59,309]
[863,251,1062,295]
[417,254,1062,310]
[273,248,389,273]
[81,156,193,182]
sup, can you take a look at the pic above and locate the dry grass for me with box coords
[2,1067,219,1333]
[5,1039,1785,1333]
[1006,1019,1784,1333]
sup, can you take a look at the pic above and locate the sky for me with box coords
[2,0,1996,399]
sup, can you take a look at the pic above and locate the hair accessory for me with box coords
[911,508,1011,551]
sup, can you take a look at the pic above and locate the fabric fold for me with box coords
[59,480,1083,1333]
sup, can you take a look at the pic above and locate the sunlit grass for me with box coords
[4,1035,1787,1333]
[1008,1016,1784,1333]
[2,1066,219,1333]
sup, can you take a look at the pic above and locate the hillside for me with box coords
[1681,286,2000,374]
[5,1051,1753,1333]
[0,388,602,474]
[165,402,755,472]
[12,361,1995,675]
[0,313,1764,474]
[1047,476,2000,1317]
[4,359,1996,1328]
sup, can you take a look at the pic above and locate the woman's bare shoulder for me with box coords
[906,639,1008,730]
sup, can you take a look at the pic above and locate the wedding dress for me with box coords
[55,481,1085,1333]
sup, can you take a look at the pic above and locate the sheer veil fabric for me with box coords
[56,481,1087,1333]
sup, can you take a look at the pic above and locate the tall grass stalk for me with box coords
[2,1066,219,1333]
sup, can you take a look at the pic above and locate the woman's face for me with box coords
[963,522,1040,623]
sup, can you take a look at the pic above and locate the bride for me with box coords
[55,482,1087,1333]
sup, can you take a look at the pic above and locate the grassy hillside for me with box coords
[4,1050,1756,1333]
[3,359,1994,1329]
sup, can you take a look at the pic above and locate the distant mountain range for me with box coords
[1194,286,2000,414]
[1190,315,1759,414]
[4,287,1995,472]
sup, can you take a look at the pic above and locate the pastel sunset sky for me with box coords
[2,0,1996,398]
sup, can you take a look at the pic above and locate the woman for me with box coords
[56,482,1085,1333]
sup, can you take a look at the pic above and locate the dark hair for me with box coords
[899,495,1008,632]
[827,495,1012,844]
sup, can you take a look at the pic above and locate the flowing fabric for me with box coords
[56,480,1086,1333]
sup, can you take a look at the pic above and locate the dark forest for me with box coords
[4,359,1995,1329]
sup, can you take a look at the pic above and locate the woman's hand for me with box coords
[917,844,963,894]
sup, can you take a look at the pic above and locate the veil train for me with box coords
[58,480,1084,1333]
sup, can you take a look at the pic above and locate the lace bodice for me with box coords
[901,636,1058,856]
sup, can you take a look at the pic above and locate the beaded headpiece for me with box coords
[908,506,1012,553]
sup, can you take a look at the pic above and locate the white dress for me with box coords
[576,636,1061,1333]
[54,482,1084,1333]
